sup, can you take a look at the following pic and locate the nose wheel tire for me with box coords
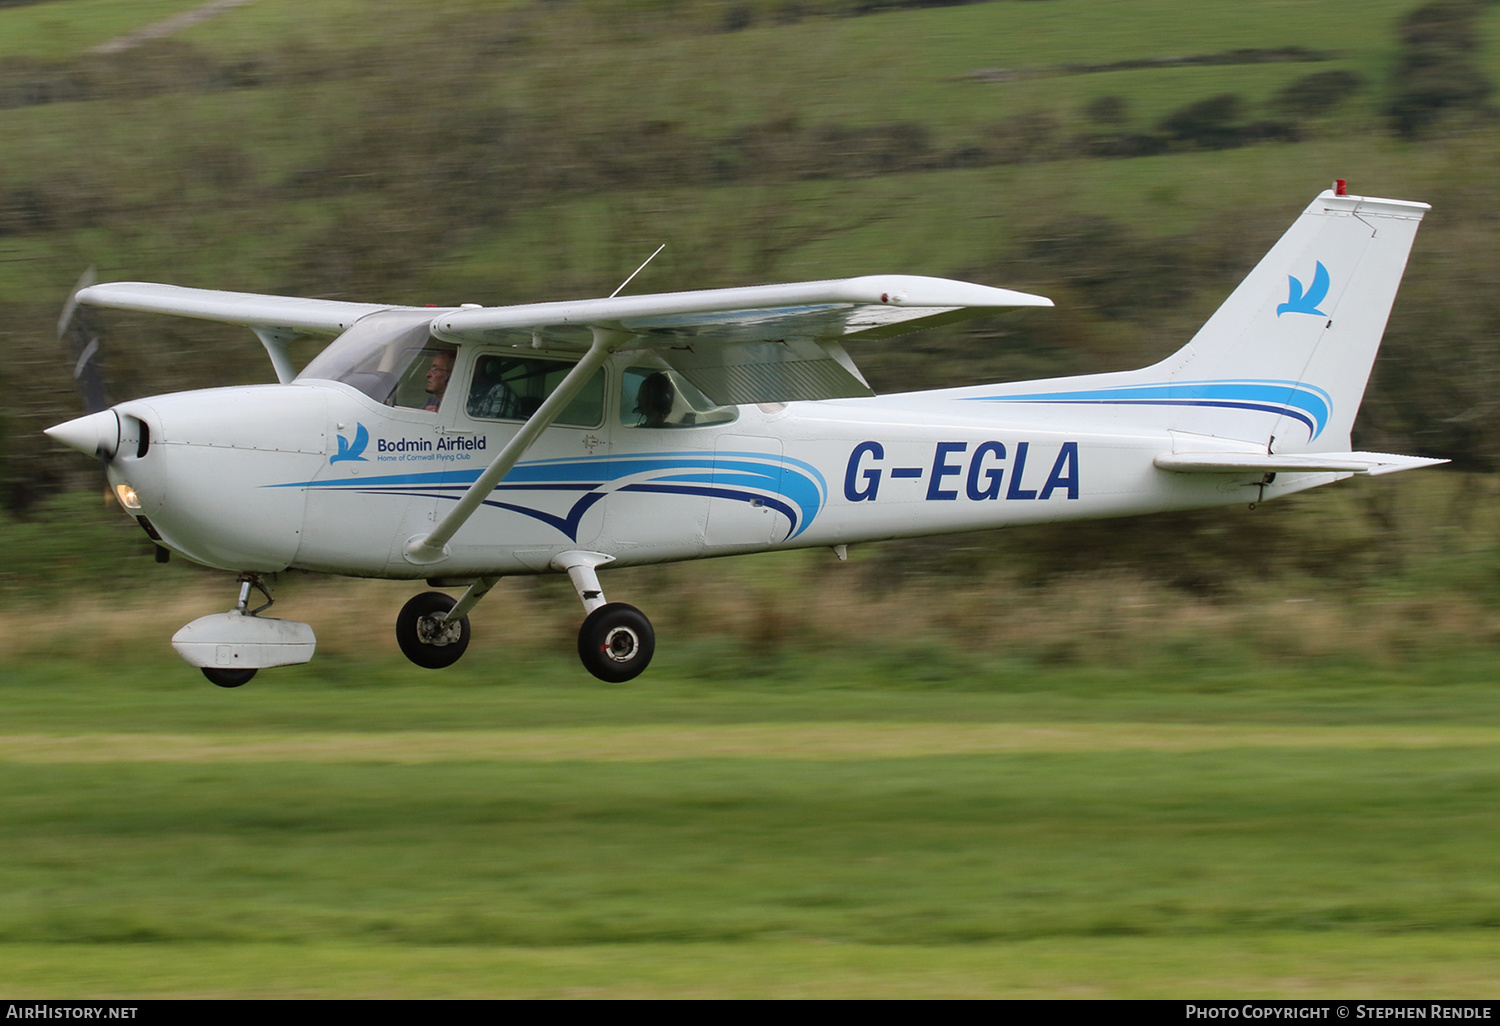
[577,602,654,683]
[202,667,256,688]
[396,591,472,669]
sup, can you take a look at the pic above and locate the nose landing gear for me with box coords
[171,574,317,688]
[203,666,257,688]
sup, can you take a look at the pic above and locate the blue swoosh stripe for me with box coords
[964,380,1332,439]
[479,491,607,539]
[266,449,826,541]
[273,452,826,494]
[622,483,801,537]
[648,464,824,538]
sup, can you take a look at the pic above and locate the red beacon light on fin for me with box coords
[1334,179,1347,196]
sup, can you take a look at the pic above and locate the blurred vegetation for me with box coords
[1387,0,1496,137]
[1,0,1498,634]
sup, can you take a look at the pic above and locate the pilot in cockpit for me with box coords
[422,349,455,412]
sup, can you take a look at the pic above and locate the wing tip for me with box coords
[845,275,1052,309]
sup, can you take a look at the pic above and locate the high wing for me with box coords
[78,275,1051,404]
[429,275,1052,405]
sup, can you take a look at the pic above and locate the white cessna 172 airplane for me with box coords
[46,184,1444,687]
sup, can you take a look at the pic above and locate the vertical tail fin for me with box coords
[979,189,1428,453]
[1153,188,1428,451]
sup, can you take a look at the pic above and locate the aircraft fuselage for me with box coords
[106,374,1332,579]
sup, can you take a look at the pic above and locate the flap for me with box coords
[664,337,873,405]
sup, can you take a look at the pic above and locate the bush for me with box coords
[1271,69,1364,118]
[1083,95,1130,126]
[1159,94,1248,149]
[1386,0,1494,138]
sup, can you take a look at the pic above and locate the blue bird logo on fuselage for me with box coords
[1277,261,1330,317]
[331,423,369,464]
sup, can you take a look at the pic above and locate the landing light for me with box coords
[114,483,141,510]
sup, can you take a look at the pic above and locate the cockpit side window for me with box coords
[620,366,737,429]
[465,353,605,427]
[391,346,456,411]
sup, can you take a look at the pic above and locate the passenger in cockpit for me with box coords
[633,372,675,427]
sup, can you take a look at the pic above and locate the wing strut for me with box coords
[252,327,298,384]
[402,327,631,565]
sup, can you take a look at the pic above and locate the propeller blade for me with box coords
[58,267,110,416]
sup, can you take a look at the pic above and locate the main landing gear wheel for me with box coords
[396,591,471,669]
[202,667,256,688]
[577,602,655,683]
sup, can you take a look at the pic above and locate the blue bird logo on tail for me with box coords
[1277,261,1330,317]
[331,423,369,464]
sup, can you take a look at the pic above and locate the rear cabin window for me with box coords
[466,354,605,427]
[620,366,737,429]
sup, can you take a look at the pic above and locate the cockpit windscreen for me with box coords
[296,311,451,409]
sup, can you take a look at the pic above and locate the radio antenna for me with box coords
[609,243,666,298]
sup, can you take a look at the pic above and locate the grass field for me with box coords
[3,594,1500,997]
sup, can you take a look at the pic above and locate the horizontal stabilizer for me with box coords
[1154,450,1448,477]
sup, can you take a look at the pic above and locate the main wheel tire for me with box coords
[577,602,654,683]
[396,591,471,669]
[202,666,256,688]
